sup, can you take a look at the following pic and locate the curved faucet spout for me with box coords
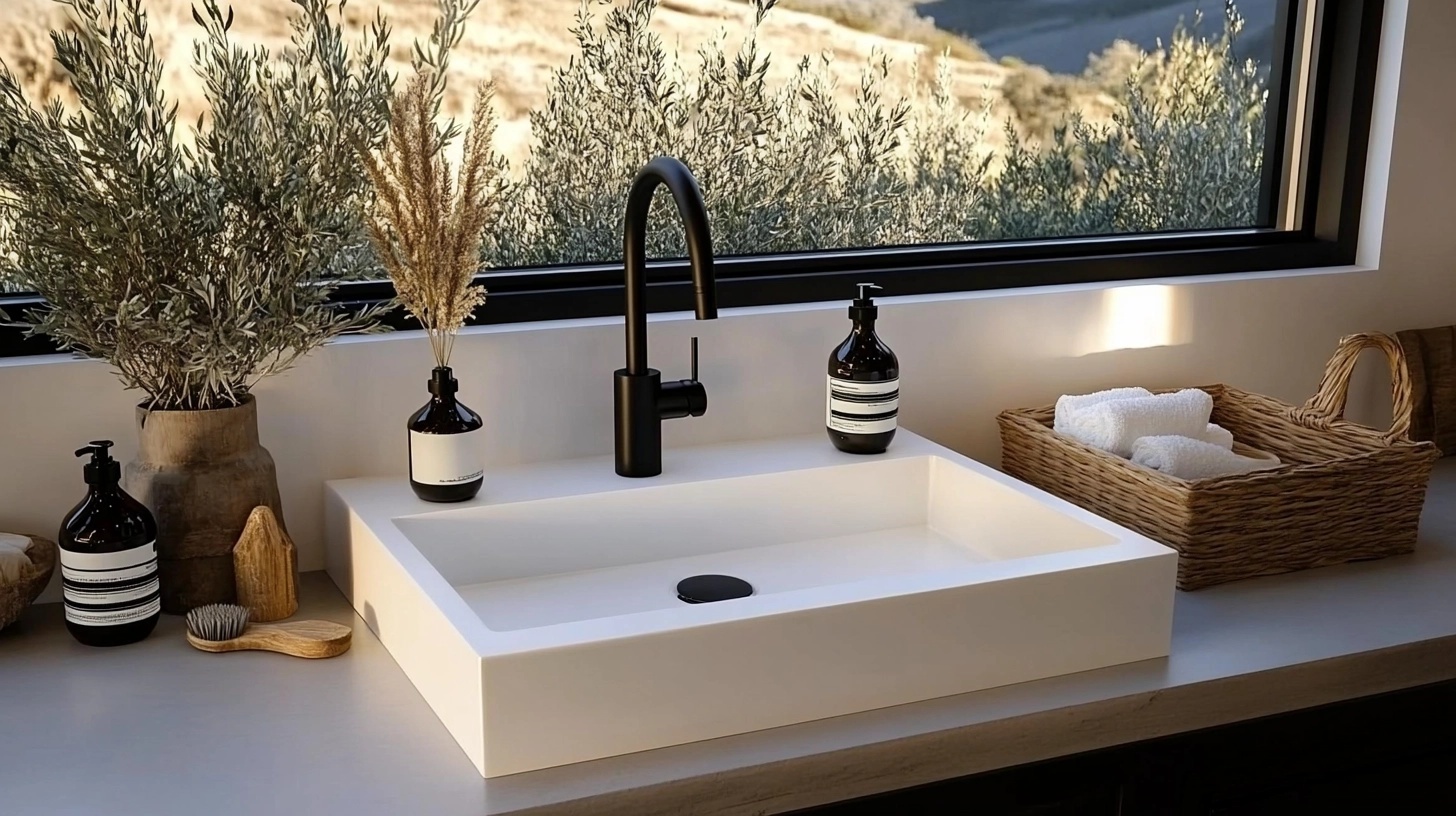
[615,157,719,478]
[623,157,718,376]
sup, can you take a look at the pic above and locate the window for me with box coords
[0,0,1386,354]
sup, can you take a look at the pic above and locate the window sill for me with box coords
[0,261,1375,372]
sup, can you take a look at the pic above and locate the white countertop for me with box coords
[3,461,1456,816]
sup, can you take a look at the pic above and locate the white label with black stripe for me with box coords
[61,541,160,627]
[827,376,899,435]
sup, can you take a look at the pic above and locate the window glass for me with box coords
[0,0,1285,290]
[461,0,1281,268]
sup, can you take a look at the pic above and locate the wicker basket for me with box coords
[998,333,1441,590]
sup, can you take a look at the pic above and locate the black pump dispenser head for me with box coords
[428,366,459,398]
[850,282,882,321]
[76,440,120,487]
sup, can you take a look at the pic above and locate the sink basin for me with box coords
[325,432,1175,777]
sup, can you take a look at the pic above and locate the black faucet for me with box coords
[614,157,719,478]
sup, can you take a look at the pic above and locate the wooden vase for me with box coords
[123,395,284,614]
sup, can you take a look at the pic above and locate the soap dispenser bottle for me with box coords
[408,366,485,503]
[59,441,161,647]
[827,283,899,454]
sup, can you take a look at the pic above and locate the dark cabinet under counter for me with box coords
[795,680,1456,816]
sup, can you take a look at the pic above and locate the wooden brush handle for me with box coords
[187,620,352,659]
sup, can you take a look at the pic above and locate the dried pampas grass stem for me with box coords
[362,73,503,368]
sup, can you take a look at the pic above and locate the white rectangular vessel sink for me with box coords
[325,432,1175,777]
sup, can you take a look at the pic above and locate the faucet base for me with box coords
[614,369,663,478]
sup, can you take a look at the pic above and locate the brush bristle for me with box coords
[185,603,250,642]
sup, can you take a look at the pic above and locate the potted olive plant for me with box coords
[0,0,394,612]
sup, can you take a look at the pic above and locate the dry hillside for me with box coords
[0,0,1120,170]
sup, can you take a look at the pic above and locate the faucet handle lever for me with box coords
[658,337,708,420]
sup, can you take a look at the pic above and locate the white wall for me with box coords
[2,1,1449,592]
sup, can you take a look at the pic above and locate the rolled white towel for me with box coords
[1202,423,1235,450]
[1061,388,1214,458]
[1132,435,1282,480]
[1053,387,1152,433]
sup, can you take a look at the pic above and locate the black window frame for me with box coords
[0,0,1385,357]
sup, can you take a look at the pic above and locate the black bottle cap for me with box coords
[850,282,882,321]
[428,366,459,397]
[75,440,120,487]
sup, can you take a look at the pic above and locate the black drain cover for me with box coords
[677,574,753,604]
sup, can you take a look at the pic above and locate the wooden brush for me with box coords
[185,603,351,659]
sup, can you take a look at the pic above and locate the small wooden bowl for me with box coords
[0,534,57,631]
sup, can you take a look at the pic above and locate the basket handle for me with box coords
[1294,332,1416,444]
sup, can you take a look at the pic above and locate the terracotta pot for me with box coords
[123,395,284,614]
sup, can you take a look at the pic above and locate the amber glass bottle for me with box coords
[60,441,161,646]
[408,367,485,502]
[827,284,899,455]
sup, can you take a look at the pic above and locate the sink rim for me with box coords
[330,432,1174,658]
